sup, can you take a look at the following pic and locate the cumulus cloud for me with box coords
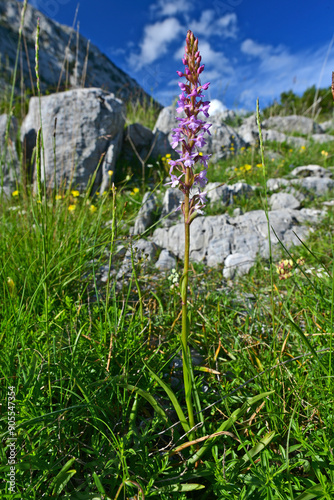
[241,39,272,58]
[128,17,183,70]
[150,0,191,17]
[209,99,227,115]
[190,11,238,38]
[174,39,232,69]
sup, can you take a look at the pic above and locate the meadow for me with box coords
[1,12,334,500]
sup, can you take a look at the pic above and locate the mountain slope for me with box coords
[0,0,156,104]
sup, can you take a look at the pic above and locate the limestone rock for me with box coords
[286,136,308,147]
[206,182,230,204]
[296,176,334,195]
[223,253,256,279]
[311,134,334,144]
[153,106,177,135]
[205,182,254,206]
[262,115,323,135]
[267,178,291,191]
[21,88,125,192]
[155,249,177,271]
[0,114,19,193]
[319,119,334,132]
[262,129,287,143]
[151,208,317,269]
[269,192,301,210]
[151,131,175,159]
[117,239,158,279]
[236,113,258,144]
[290,165,332,178]
[206,120,246,162]
[159,188,183,227]
[132,192,158,235]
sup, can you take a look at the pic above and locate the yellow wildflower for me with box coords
[108,170,114,176]
[12,190,19,197]
[89,204,97,213]
[321,150,329,157]
[71,190,80,197]
[6,277,15,295]
[68,204,76,212]
[55,194,62,200]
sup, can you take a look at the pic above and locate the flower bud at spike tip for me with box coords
[167,30,211,223]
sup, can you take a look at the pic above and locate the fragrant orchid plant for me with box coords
[168,30,212,438]
[141,32,272,467]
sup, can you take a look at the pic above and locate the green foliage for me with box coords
[126,94,162,130]
[262,85,334,121]
[1,133,334,497]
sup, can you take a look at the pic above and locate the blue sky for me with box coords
[27,0,334,111]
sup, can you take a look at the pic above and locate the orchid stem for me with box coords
[181,181,195,439]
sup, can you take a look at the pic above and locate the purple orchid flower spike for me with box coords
[168,30,211,224]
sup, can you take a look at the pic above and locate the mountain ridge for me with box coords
[0,0,158,105]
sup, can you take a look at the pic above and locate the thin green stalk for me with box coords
[130,241,144,328]
[35,18,52,404]
[180,170,195,439]
[36,128,42,203]
[105,184,118,368]
[329,241,334,385]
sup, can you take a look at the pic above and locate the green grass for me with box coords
[1,124,334,499]
[126,94,162,131]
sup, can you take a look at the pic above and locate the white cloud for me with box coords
[241,39,271,58]
[174,39,232,70]
[190,11,238,38]
[128,18,183,70]
[209,99,227,115]
[150,0,191,17]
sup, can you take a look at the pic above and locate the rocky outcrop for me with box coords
[150,208,318,268]
[20,88,125,191]
[236,113,330,146]
[262,115,323,135]
[132,192,158,236]
[0,114,19,194]
[122,164,333,279]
